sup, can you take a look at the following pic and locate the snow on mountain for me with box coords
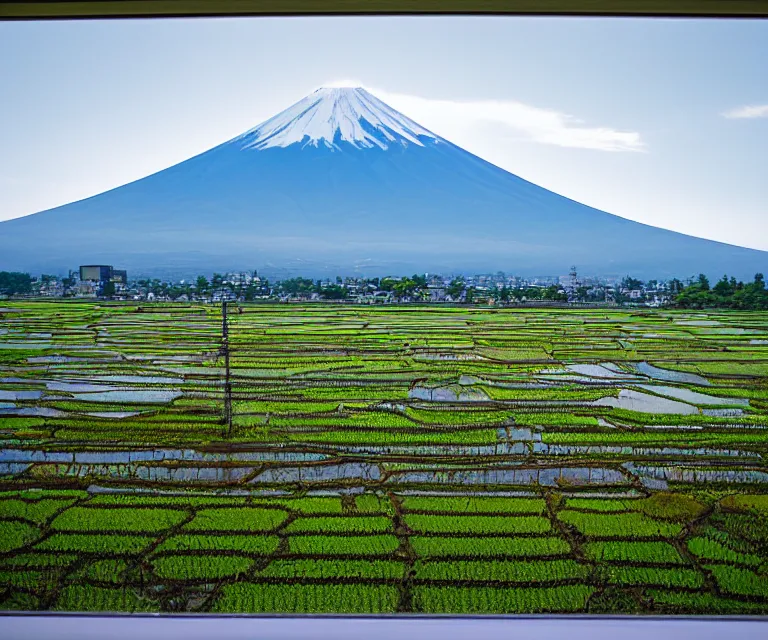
[235,87,440,151]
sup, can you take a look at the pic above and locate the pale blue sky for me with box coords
[0,17,766,250]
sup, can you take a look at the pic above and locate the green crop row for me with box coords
[414,559,588,583]
[413,584,594,614]
[212,582,400,613]
[557,511,683,538]
[401,496,546,515]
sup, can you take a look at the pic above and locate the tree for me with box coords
[321,285,348,300]
[379,278,396,292]
[446,277,465,300]
[672,272,768,310]
[0,272,32,296]
[102,281,116,298]
[620,276,644,291]
[411,273,427,288]
[668,278,684,295]
[499,286,510,302]
[464,287,475,304]
[196,276,209,294]
[712,275,733,297]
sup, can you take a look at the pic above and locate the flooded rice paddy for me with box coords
[1,303,768,614]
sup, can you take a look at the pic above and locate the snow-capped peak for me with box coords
[235,87,441,151]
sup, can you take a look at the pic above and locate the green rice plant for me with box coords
[403,514,551,535]
[415,559,588,583]
[87,495,247,508]
[253,497,343,514]
[183,508,288,532]
[355,494,394,515]
[291,387,409,401]
[720,494,768,515]
[287,535,400,556]
[706,564,768,597]
[647,590,768,614]
[557,511,682,538]
[0,498,76,524]
[0,521,40,552]
[75,559,129,584]
[270,413,415,428]
[411,536,570,558]
[402,496,546,515]
[51,507,186,533]
[583,541,686,564]
[285,429,497,445]
[687,536,763,566]
[565,498,637,512]
[710,512,768,545]
[233,400,340,413]
[284,516,392,534]
[258,559,405,580]
[0,570,62,591]
[154,534,280,554]
[0,553,78,569]
[595,565,703,588]
[152,554,253,581]
[54,585,158,613]
[413,584,594,614]
[211,582,399,614]
[405,407,513,426]
[635,493,706,522]
[36,534,155,555]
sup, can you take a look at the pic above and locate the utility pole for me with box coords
[222,301,232,436]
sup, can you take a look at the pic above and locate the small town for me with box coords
[0,263,695,306]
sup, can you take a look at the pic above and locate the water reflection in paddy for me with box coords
[387,466,629,486]
[634,362,710,386]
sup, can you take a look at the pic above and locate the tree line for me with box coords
[674,273,767,310]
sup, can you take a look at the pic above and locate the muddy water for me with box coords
[46,382,124,393]
[0,390,43,401]
[408,386,490,402]
[541,444,759,458]
[0,407,66,417]
[636,384,748,407]
[593,390,698,414]
[386,466,629,486]
[0,463,30,476]
[71,390,182,403]
[90,375,185,385]
[624,462,768,485]
[251,462,381,483]
[634,362,710,386]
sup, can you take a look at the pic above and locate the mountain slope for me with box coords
[0,87,765,278]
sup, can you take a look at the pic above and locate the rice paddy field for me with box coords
[1,301,768,614]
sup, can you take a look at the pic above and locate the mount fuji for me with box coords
[1,87,765,278]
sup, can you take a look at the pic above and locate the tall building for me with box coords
[79,265,112,282]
